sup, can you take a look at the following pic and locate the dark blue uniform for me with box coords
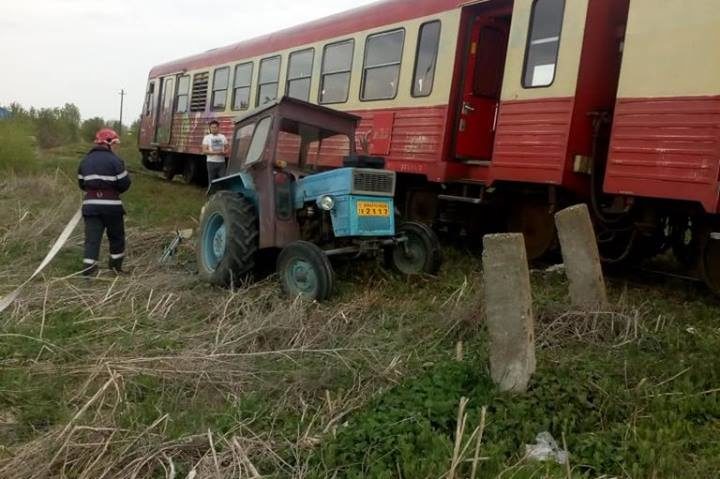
[77,145,131,274]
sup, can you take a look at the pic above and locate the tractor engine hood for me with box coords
[294,167,396,206]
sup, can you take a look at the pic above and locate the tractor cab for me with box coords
[197,97,441,300]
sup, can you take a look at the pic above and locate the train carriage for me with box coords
[139,0,720,289]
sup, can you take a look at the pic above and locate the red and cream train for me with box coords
[139,0,720,289]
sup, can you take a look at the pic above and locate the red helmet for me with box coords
[95,128,120,145]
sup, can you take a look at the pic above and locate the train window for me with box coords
[245,116,273,165]
[412,21,441,97]
[211,67,230,111]
[319,39,354,104]
[232,62,254,111]
[523,0,565,88]
[144,82,155,117]
[287,48,315,102]
[257,56,281,107]
[190,72,209,112]
[176,76,190,113]
[161,77,174,114]
[361,29,405,101]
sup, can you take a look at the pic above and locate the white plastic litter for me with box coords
[525,431,569,464]
[544,263,565,274]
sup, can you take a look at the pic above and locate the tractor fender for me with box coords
[207,172,257,205]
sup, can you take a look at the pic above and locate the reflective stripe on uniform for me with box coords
[83,199,123,206]
[110,252,125,259]
[79,173,127,182]
[83,258,98,265]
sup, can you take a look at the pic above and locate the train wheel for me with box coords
[405,189,438,225]
[702,234,720,294]
[182,159,200,184]
[671,217,702,269]
[162,156,176,181]
[507,201,556,261]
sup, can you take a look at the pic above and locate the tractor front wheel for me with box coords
[389,222,442,275]
[277,241,335,301]
[197,192,258,286]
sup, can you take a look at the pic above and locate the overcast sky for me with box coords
[0,0,377,122]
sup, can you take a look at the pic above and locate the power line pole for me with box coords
[118,89,125,136]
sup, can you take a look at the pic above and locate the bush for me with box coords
[0,119,38,174]
[35,103,80,148]
[2,102,81,150]
[80,117,108,143]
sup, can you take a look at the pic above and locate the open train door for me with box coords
[153,75,175,145]
[455,15,510,161]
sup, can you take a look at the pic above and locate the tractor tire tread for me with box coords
[198,191,258,286]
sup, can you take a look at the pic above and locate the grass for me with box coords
[0,144,719,477]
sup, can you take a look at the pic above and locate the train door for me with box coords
[139,80,157,146]
[154,76,175,145]
[455,17,510,161]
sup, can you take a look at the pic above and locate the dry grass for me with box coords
[3,172,713,478]
[0,174,478,478]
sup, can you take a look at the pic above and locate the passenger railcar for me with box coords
[139,0,720,289]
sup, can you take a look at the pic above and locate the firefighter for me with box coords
[77,128,132,276]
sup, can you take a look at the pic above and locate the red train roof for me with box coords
[149,0,465,78]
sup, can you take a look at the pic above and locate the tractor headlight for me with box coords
[317,195,335,211]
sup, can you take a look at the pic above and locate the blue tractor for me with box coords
[197,97,442,300]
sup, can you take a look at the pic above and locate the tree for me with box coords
[59,103,81,143]
[129,117,141,138]
[81,117,108,143]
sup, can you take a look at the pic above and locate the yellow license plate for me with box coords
[357,201,390,217]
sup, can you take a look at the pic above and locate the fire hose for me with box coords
[0,207,82,314]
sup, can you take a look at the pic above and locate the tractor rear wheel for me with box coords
[277,241,335,301]
[390,222,442,275]
[197,192,258,286]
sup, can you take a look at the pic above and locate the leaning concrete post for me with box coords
[482,234,536,393]
[555,204,608,310]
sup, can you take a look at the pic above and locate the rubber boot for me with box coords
[109,257,125,274]
[82,262,98,278]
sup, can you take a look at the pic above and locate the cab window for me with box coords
[228,123,255,174]
[245,116,273,165]
[144,82,155,116]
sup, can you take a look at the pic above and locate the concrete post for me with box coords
[482,233,536,393]
[554,204,608,310]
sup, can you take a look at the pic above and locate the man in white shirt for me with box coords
[202,120,228,183]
